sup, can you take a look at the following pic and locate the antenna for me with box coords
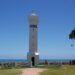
[31,10,37,16]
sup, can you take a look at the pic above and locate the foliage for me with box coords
[69,28,75,39]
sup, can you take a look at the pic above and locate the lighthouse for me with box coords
[27,10,39,67]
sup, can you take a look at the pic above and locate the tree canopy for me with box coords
[69,28,75,39]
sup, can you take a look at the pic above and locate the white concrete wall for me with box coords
[27,11,39,66]
[29,16,38,25]
[27,52,39,66]
[29,26,37,52]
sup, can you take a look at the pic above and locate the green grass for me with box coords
[40,65,75,75]
[0,69,21,75]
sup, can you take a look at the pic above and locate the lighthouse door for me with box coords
[31,57,35,66]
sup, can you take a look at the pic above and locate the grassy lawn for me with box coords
[0,69,21,75]
[40,65,75,75]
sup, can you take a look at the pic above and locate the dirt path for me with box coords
[21,68,45,75]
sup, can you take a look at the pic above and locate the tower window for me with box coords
[30,25,37,28]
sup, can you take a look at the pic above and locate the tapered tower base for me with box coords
[27,52,39,67]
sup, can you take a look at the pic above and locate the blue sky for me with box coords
[0,0,75,59]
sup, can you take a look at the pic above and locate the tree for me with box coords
[69,28,75,39]
[69,28,75,65]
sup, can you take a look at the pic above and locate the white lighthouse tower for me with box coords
[27,10,39,66]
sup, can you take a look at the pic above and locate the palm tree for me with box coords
[69,28,75,39]
[69,28,75,47]
[69,28,75,64]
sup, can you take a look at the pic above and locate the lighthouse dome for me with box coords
[31,10,37,16]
